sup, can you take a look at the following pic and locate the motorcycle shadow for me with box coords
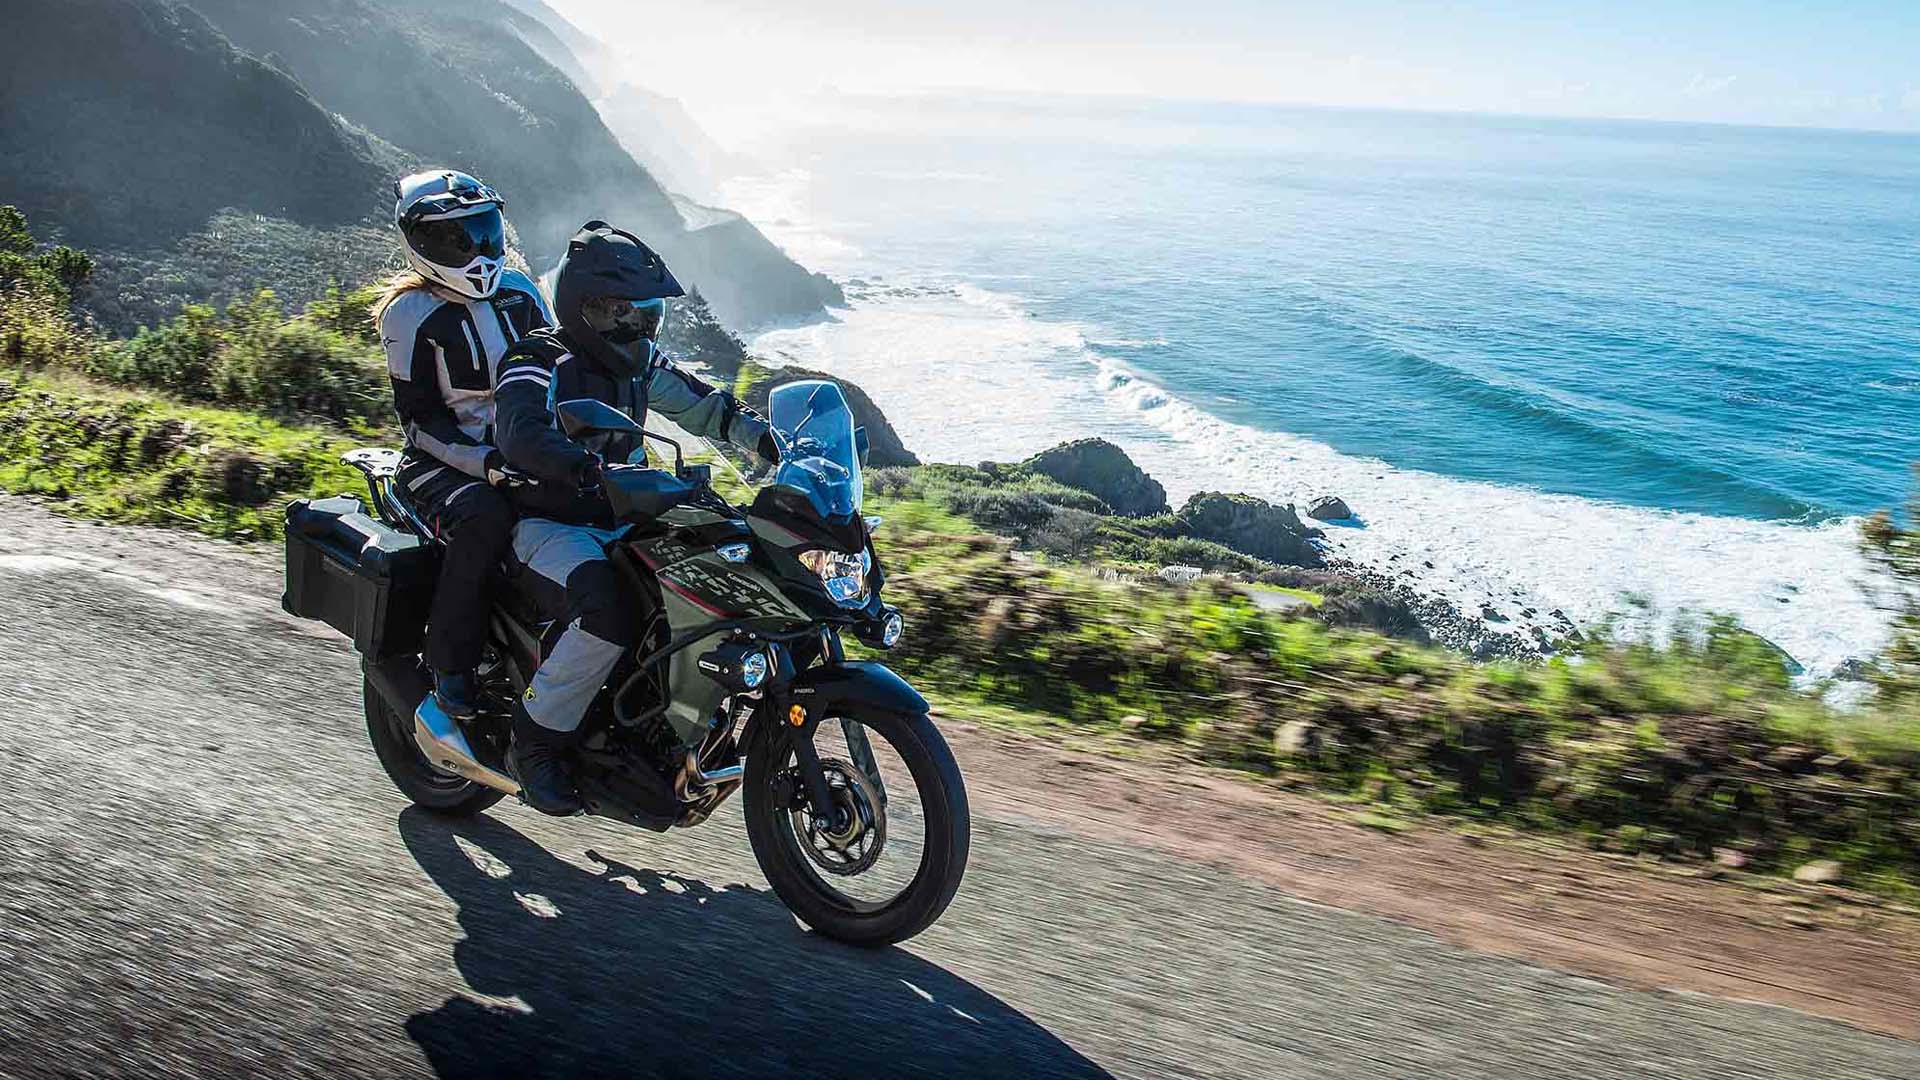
[398,808,1110,1080]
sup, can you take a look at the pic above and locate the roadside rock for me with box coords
[1174,492,1322,567]
[1273,719,1317,759]
[1023,438,1168,517]
[1306,495,1353,521]
[1317,594,1430,644]
[1794,860,1845,885]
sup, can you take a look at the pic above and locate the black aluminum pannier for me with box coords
[282,496,438,658]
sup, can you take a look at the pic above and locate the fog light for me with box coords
[881,610,904,648]
[697,640,773,692]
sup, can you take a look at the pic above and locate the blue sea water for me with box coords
[726,98,1919,672]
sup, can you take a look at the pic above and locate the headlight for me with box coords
[797,547,871,607]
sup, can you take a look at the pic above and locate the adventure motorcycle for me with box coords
[283,380,968,946]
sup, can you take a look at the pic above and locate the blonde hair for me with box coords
[369,268,436,329]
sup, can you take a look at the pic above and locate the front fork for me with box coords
[763,629,888,828]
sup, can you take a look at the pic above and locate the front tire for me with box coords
[364,676,506,816]
[743,707,970,946]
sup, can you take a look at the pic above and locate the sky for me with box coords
[549,0,1920,137]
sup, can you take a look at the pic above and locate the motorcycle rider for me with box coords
[374,170,554,720]
[493,221,780,815]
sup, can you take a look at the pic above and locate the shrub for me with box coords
[0,206,93,303]
[96,289,388,425]
[1862,465,1920,706]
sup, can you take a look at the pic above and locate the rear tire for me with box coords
[743,707,969,947]
[364,676,506,816]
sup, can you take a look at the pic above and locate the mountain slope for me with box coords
[179,0,837,327]
[0,0,400,327]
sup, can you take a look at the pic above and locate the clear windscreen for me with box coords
[766,380,862,522]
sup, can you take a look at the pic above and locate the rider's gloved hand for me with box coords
[483,450,515,487]
[756,431,781,465]
[574,456,603,495]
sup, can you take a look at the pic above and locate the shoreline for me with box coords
[746,276,1890,680]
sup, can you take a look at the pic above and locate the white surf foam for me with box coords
[753,280,1891,678]
[730,169,1892,678]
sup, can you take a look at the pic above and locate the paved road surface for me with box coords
[0,500,1915,1079]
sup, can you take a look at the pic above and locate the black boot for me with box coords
[433,669,481,720]
[508,707,583,816]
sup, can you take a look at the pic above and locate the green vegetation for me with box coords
[872,463,1277,572]
[0,371,365,540]
[863,508,1920,893]
[3,211,1916,893]
[0,209,380,538]
[1862,468,1920,708]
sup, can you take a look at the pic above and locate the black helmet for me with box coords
[553,220,685,377]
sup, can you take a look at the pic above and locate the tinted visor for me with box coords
[583,296,667,344]
[410,208,505,267]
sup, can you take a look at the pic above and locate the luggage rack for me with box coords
[341,447,431,539]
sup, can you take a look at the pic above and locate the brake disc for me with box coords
[790,757,888,876]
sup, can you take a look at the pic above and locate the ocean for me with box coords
[720,97,1920,677]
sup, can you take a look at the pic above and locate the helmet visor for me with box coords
[409,208,505,268]
[583,296,667,345]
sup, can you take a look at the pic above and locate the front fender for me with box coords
[787,661,929,718]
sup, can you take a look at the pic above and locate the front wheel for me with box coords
[742,706,970,946]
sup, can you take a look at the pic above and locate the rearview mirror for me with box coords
[854,426,871,467]
[556,399,642,440]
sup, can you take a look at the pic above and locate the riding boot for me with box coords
[433,669,481,720]
[508,706,583,816]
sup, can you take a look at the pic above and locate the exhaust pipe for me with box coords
[366,657,520,797]
[675,748,745,801]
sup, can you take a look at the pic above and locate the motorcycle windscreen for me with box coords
[766,379,862,523]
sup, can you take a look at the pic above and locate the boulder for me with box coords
[1173,492,1322,567]
[1022,439,1168,517]
[1306,495,1353,521]
[739,364,919,467]
[1793,859,1844,885]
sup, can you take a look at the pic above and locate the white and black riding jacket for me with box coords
[379,268,555,479]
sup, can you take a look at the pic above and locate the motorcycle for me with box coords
[283,380,968,946]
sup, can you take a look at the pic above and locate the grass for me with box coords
[1248,582,1326,607]
[0,369,369,540]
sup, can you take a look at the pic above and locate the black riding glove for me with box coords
[574,456,603,494]
[483,450,512,487]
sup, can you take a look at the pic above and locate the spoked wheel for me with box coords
[363,676,505,816]
[743,707,970,946]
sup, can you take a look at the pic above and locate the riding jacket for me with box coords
[493,326,771,526]
[379,269,554,478]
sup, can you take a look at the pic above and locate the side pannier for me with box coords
[282,496,438,658]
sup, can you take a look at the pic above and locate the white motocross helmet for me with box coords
[393,170,507,299]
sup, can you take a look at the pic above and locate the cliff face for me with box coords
[181,0,835,328]
[2,0,836,331]
[2,0,388,244]
[0,0,403,328]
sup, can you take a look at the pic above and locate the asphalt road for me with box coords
[1,499,1916,1079]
